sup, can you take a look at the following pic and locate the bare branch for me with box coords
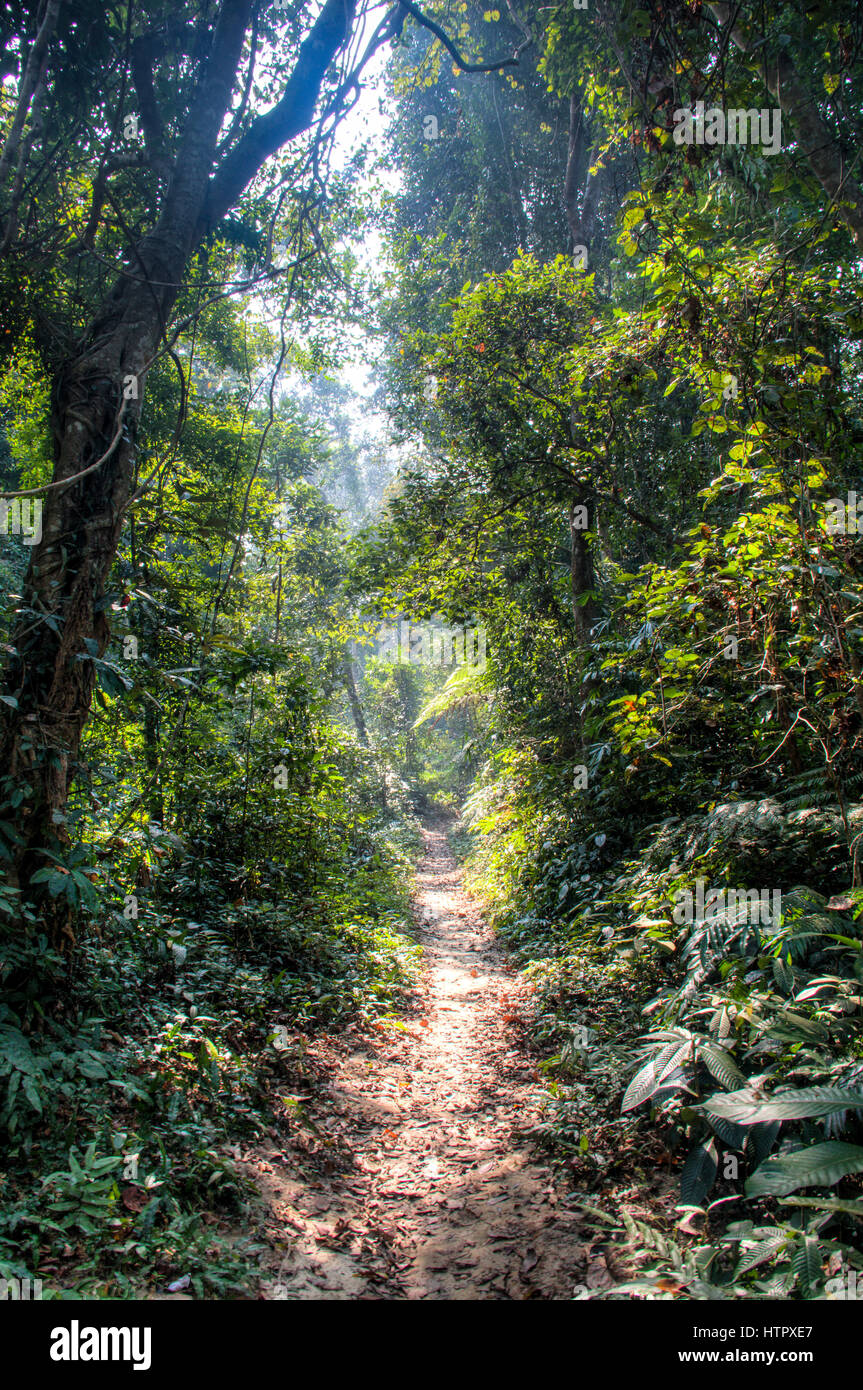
[397,0,529,73]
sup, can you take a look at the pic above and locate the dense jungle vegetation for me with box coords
[1,0,863,1304]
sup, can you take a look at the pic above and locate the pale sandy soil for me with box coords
[247,822,590,1299]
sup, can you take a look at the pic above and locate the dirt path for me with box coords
[250,822,588,1299]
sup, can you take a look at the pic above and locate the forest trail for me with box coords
[251,822,588,1299]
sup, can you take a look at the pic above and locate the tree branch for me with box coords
[397,0,529,73]
[201,0,358,234]
[130,33,167,162]
[0,0,61,190]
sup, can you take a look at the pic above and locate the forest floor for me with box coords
[244,820,591,1299]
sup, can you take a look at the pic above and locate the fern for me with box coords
[412,663,491,729]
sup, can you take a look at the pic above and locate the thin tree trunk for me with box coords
[564,94,602,253]
[343,653,369,747]
[0,0,61,193]
[0,0,357,940]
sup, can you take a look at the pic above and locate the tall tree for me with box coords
[0,0,523,935]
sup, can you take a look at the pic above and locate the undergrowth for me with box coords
[454,756,863,1301]
[0,803,421,1299]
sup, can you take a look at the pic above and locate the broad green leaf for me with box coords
[700,1044,745,1091]
[680,1139,717,1206]
[698,1085,863,1125]
[745,1141,863,1198]
[791,1237,822,1297]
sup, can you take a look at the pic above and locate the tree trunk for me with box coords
[564,94,601,254]
[0,0,356,939]
[343,652,370,747]
[0,232,197,920]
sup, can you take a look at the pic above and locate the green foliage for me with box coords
[0,257,425,1296]
[3,0,863,1306]
[0,786,420,1295]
